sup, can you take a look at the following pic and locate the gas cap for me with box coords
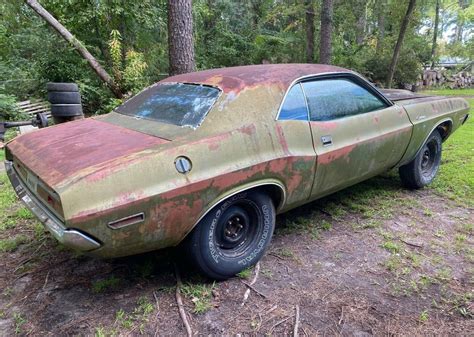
[175,156,192,174]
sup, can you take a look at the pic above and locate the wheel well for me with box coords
[436,121,452,141]
[180,183,286,244]
[254,184,285,210]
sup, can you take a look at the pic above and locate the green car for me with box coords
[4,64,470,279]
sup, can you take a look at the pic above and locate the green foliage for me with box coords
[0,91,22,121]
[0,235,28,253]
[237,267,253,279]
[92,276,121,293]
[0,0,471,116]
[180,282,215,314]
[114,296,154,332]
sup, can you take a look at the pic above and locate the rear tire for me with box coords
[399,130,442,189]
[184,191,275,280]
[46,82,79,92]
[51,104,83,117]
[48,91,81,104]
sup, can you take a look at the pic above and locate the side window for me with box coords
[278,84,309,121]
[302,78,387,121]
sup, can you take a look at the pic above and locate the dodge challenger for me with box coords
[3,64,470,279]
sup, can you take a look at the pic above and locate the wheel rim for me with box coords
[420,139,438,177]
[214,203,261,258]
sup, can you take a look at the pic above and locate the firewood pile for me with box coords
[421,69,472,89]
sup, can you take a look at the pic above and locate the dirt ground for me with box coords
[0,173,473,336]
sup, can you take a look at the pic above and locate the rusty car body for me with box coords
[4,64,470,279]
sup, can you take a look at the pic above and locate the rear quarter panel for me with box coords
[397,96,470,166]
[63,84,314,257]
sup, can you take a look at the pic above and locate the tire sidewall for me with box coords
[48,91,82,104]
[47,82,79,92]
[194,192,275,279]
[51,104,83,117]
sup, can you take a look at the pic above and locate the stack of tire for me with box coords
[47,83,84,124]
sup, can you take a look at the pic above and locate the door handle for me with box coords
[321,135,332,146]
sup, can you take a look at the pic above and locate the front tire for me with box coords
[399,130,442,189]
[184,191,275,280]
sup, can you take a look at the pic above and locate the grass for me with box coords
[114,297,154,332]
[13,312,27,334]
[428,98,474,206]
[237,267,253,279]
[180,282,215,314]
[419,309,429,323]
[381,240,401,254]
[421,88,474,97]
[92,276,121,293]
[0,235,28,253]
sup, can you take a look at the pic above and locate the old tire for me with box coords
[399,130,442,189]
[184,191,275,280]
[48,91,81,104]
[51,104,83,117]
[46,82,79,92]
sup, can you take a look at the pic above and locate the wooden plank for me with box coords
[24,107,50,115]
[17,100,49,107]
[21,104,50,113]
[20,102,48,108]
[18,125,38,134]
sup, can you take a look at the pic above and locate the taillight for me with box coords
[37,183,64,218]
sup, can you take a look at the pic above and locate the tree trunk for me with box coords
[305,0,315,63]
[386,0,416,88]
[319,0,334,65]
[430,0,440,69]
[25,0,123,98]
[119,0,127,70]
[355,0,367,45]
[168,0,196,76]
[455,0,467,42]
[376,0,386,54]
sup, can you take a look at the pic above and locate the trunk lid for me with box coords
[6,118,170,188]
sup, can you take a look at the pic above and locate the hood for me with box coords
[6,118,169,188]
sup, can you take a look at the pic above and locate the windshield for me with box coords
[116,83,221,128]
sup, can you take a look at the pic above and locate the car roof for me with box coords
[161,63,348,93]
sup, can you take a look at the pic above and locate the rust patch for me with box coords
[7,119,169,188]
[239,124,257,136]
[318,144,357,165]
[69,156,313,225]
[311,121,339,131]
[162,64,346,94]
[275,124,290,155]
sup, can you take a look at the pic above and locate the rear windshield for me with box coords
[116,83,220,128]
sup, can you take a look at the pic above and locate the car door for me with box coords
[276,83,317,209]
[302,76,413,199]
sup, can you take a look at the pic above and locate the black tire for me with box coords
[48,91,81,104]
[399,130,442,189]
[51,104,83,117]
[184,191,275,280]
[47,82,79,92]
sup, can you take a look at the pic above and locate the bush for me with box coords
[0,91,23,121]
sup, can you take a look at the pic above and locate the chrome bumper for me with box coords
[4,160,101,252]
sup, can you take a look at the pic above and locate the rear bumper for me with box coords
[4,160,101,252]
